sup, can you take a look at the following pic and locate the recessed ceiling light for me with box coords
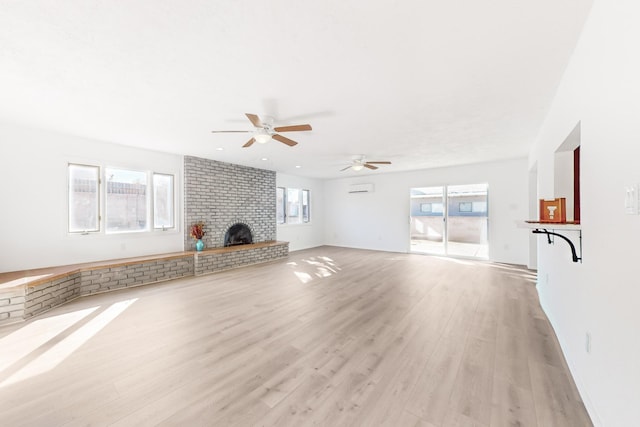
[216,147,224,151]
[295,165,301,169]
[261,157,268,161]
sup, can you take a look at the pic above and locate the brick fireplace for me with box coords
[224,222,254,247]
[184,156,287,273]
[184,156,277,250]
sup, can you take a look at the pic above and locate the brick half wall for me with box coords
[25,273,81,319]
[195,242,289,276]
[78,257,195,296]
[1,243,289,325]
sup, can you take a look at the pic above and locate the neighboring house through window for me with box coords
[68,163,176,234]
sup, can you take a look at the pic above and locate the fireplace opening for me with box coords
[224,223,253,247]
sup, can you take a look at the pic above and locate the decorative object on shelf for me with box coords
[190,222,206,251]
[539,198,566,223]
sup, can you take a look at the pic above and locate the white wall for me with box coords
[0,121,184,272]
[554,150,576,221]
[276,173,324,252]
[323,158,529,265]
[530,1,640,425]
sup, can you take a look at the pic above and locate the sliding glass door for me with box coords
[445,184,488,258]
[410,183,488,259]
[410,186,446,255]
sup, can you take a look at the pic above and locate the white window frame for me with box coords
[153,172,176,231]
[68,163,101,234]
[67,163,177,236]
[302,189,310,223]
[277,187,312,225]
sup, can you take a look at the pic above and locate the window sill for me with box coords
[66,228,181,239]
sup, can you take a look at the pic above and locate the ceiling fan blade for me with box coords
[272,134,298,147]
[242,137,256,148]
[364,163,379,170]
[211,130,252,133]
[273,124,312,132]
[340,165,352,172]
[245,113,263,128]
[366,161,391,165]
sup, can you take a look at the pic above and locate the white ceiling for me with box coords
[0,1,593,179]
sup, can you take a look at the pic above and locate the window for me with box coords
[472,201,487,213]
[106,168,148,232]
[287,188,300,224]
[276,187,285,224]
[68,164,100,233]
[431,203,444,213]
[302,189,310,223]
[459,202,472,213]
[153,173,174,229]
[68,164,175,234]
[277,187,311,225]
[419,202,443,213]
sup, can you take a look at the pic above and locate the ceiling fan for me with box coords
[341,156,391,171]
[211,113,312,147]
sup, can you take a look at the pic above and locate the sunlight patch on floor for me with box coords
[290,256,342,284]
[294,271,313,284]
[0,298,137,388]
[432,256,476,266]
[0,306,99,374]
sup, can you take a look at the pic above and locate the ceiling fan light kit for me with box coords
[254,132,271,144]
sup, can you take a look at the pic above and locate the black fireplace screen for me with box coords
[224,223,253,247]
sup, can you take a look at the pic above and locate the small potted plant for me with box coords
[190,222,206,251]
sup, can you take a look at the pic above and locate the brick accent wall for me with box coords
[195,242,289,276]
[184,156,276,250]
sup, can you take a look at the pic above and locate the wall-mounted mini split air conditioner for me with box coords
[348,183,374,194]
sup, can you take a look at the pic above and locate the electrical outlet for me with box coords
[585,332,591,353]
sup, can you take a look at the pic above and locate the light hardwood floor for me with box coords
[0,246,592,426]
